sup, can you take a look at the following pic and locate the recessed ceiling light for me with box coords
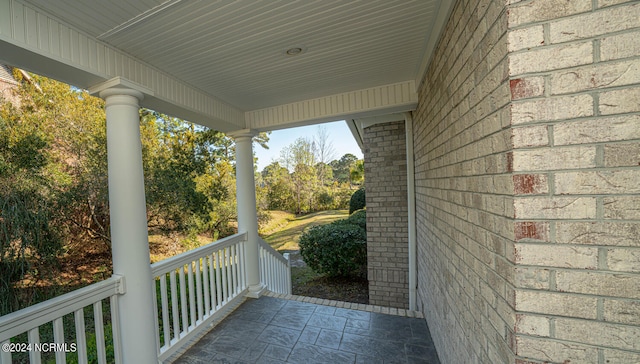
[284,46,307,56]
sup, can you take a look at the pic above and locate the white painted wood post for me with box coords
[90,79,159,363]
[229,130,265,298]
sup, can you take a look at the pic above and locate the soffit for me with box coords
[23,0,442,111]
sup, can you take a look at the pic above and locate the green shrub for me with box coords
[348,187,366,214]
[299,211,367,277]
[345,209,366,229]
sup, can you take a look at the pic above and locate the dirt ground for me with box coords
[279,242,368,304]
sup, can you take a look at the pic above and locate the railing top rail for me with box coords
[0,275,125,342]
[258,238,288,265]
[151,232,247,276]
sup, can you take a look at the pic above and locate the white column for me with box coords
[100,87,159,363]
[230,129,265,297]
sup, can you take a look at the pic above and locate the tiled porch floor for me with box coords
[174,295,440,364]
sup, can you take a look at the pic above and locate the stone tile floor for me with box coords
[174,296,440,364]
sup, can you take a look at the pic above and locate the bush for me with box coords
[345,209,366,229]
[349,187,366,214]
[299,211,367,277]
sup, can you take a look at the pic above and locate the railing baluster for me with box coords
[273,255,278,290]
[53,317,66,364]
[93,301,107,364]
[152,275,160,353]
[215,251,223,308]
[280,260,285,292]
[75,308,88,364]
[259,247,265,286]
[187,263,196,329]
[220,249,228,303]
[0,340,11,363]
[238,241,247,290]
[170,271,179,343]
[27,327,41,364]
[179,267,188,335]
[110,295,123,364]
[225,248,232,300]
[276,256,280,291]
[160,275,170,348]
[195,259,203,323]
[262,249,267,287]
[231,245,238,296]
[208,255,216,312]
[202,256,210,315]
[270,254,275,289]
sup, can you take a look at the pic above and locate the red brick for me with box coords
[515,221,549,241]
[509,77,545,100]
[513,174,548,194]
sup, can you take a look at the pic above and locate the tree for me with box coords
[350,159,365,186]
[314,126,336,164]
[0,76,65,313]
[330,153,358,184]
[262,162,295,211]
[314,126,335,186]
[280,138,318,213]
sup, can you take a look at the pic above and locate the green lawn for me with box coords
[261,210,348,251]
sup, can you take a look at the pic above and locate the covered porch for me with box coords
[2,0,640,363]
[0,0,442,362]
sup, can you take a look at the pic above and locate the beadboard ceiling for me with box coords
[23,0,445,111]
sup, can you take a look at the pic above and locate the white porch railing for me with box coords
[258,238,292,295]
[150,232,248,362]
[0,275,125,364]
[0,232,292,363]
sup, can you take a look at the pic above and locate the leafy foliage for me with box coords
[260,130,365,215]
[0,83,63,313]
[349,187,366,214]
[344,208,366,229]
[0,70,271,313]
[299,210,367,277]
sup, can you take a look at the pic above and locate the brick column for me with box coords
[363,120,409,309]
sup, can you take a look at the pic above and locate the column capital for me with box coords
[88,77,153,101]
[227,128,259,140]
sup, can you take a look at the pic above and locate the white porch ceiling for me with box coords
[2,0,453,133]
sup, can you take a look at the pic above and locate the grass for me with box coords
[261,209,348,251]
[259,210,296,236]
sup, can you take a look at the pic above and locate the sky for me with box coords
[254,120,363,172]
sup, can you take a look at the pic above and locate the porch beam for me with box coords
[229,129,265,298]
[90,79,159,363]
[245,81,418,131]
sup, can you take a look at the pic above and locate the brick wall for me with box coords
[508,0,640,362]
[413,0,514,362]
[409,0,640,363]
[363,121,409,309]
